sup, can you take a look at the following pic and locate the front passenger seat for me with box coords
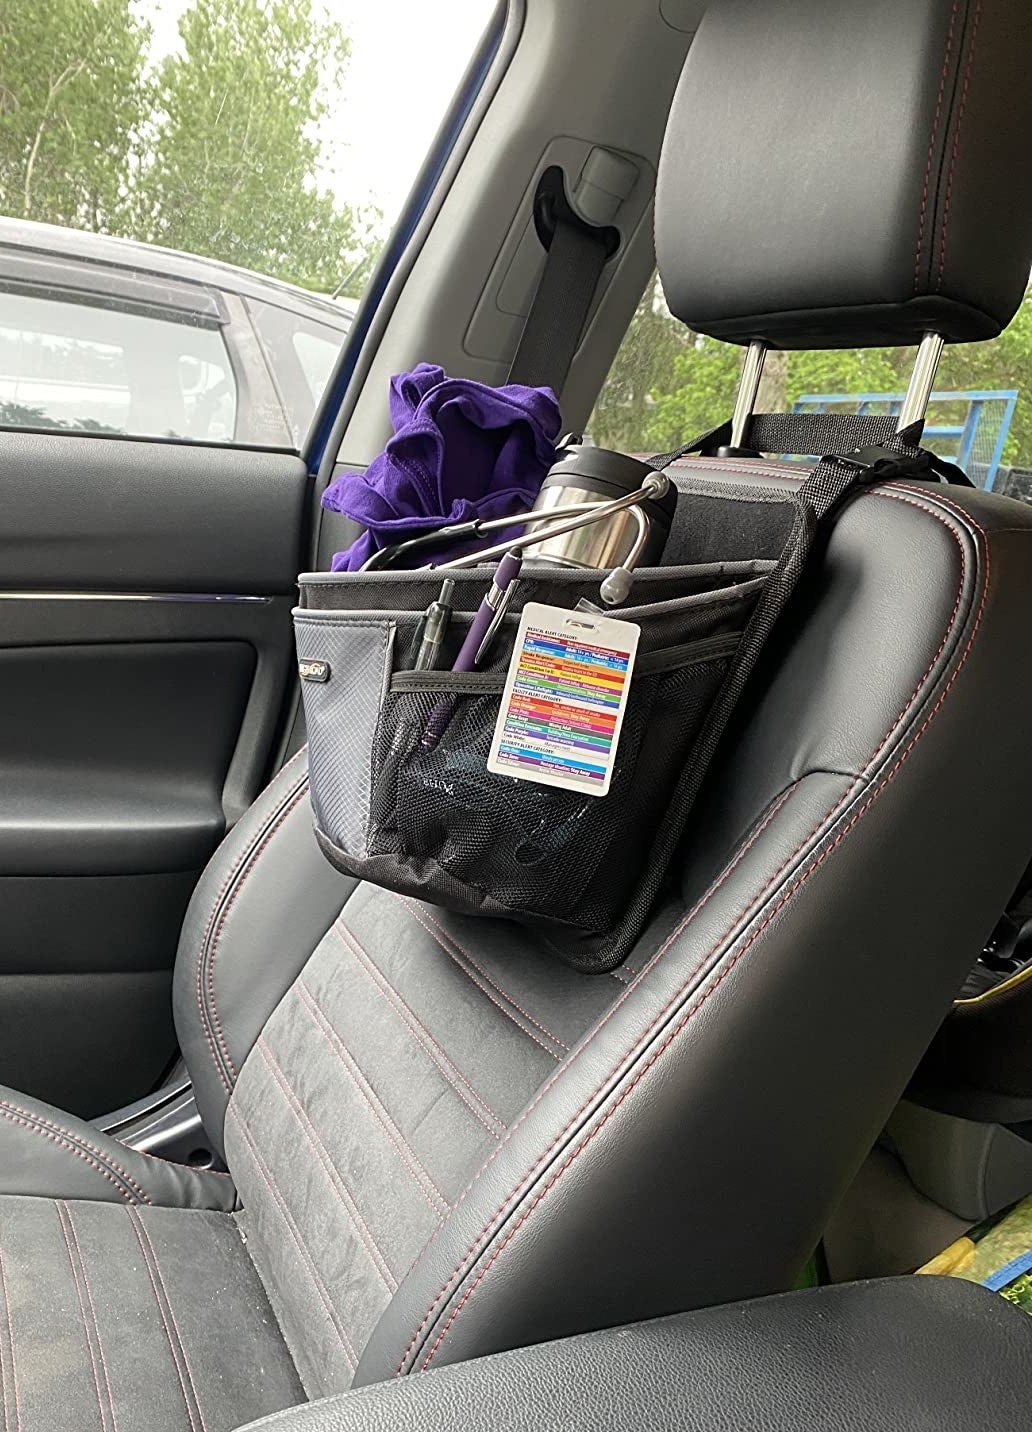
[2,2,1032,1428]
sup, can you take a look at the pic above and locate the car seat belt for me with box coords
[507,210,610,397]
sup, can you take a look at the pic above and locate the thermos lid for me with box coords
[541,443,678,525]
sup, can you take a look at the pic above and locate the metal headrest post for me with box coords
[728,340,767,450]
[896,333,945,433]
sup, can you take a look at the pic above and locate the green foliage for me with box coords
[784,347,907,408]
[592,276,1032,470]
[1000,1270,1032,1312]
[644,340,742,452]
[139,0,378,289]
[0,400,122,434]
[0,0,382,294]
[590,275,741,453]
[935,297,1032,466]
[589,273,694,450]
[0,0,150,230]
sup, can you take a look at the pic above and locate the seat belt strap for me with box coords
[507,213,610,396]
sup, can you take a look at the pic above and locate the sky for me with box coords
[139,0,497,219]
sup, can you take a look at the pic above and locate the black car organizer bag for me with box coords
[295,416,960,974]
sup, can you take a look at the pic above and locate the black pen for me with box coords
[414,578,455,671]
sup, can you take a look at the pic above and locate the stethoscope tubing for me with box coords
[358,499,624,573]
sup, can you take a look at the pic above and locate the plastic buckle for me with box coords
[829,446,934,481]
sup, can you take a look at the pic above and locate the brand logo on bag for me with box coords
[299,659,331,683]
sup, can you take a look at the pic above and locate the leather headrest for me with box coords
[656,0,1032,348]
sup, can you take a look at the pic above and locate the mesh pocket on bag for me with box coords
[357,642,736,932]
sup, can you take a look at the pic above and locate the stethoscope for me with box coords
[360,470,671,607]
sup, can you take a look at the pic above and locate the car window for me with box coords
[0,0,496,447]
[0,291,237,440]
[248,300,351,446]
[591,273,1032,495]
[293,331,343,409]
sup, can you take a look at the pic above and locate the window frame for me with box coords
[0,273,241,442]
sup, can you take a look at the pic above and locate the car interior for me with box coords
[4,0,1032,1428]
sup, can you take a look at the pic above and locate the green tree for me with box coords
[936,299,1032,467]
[784,347,907,409]
[139,0,380,290]
[591,278,911,453]
[590,272,694,450]
[0,0,149,230]
[643,337,742,451]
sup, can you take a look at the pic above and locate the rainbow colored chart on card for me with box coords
[487,602,640,798]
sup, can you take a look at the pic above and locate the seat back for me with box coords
[172,0,1032,1400]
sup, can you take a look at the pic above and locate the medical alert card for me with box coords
[487,602,640,798]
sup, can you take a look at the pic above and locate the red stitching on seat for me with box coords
[397,490,982,1372]
[616,791,793,980]
[195,750,311,1096]
[255,1035,399,1294]
[0,1098,151,1204]
[914,0,960,291]
[401,783,799,1368]
[393,788,805,1372]
[295,978,450,1214]
[70,1210,120,1432]
[57,1203,118,1432]
[0,1105,143,1206]
[419,502,994,1369]
[937,0,983,288]
[225,1103,358,1372]
[58,1205,105,1430]
[405,904,568,1055]
[335,922,505,1135]
[131,1210,210,1432]
[126,1208,203,1432]
[0,1249,21,1432]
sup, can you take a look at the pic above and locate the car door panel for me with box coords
[0,639,255,873]
[0,431,308,1115]
[0,432,306,589]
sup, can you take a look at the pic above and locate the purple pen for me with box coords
[453,549,523,672]
[421,549,523,750]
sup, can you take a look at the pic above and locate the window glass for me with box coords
[591,273,1032,497]
[0,0,496,445]
[248,299,352,445]
[0,292,235,439]
[293,330,344,408]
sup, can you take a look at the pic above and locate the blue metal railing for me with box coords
[792,389,1019,490]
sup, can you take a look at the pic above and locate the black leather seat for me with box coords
[2,3,1032,1429]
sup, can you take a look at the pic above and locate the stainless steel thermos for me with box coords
[527,442,676,571]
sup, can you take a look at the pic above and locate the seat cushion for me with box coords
[0,1196,302,1432]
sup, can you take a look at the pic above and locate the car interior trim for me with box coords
[953,960,1032,1006]
[0,592,273,603]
